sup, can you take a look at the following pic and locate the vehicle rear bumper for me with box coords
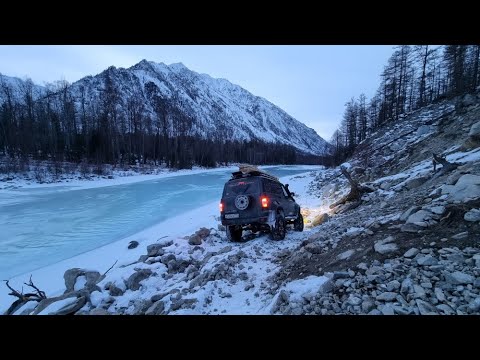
[221,211,272,226]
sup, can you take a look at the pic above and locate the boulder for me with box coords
[374,236,398,255]
[461,94,477,107]
[312,213,330,227]
[406,210,432,224]
[404,176,429,190]
[145,301,165,315]
[64,268,101,294]
[188,235,202,245]
[416,255,438,266]
[128,241,139,249]
[442,174,480,202]
[337,249,355,260]
[195,227,211,239]
[147,243,165,257]
[444,271,474,285]
[416,300,438,315]
[403,248,419,258]
[304,243,322,254]
[417,125,433,136]
[126,269,153,291]
[400,206,421,222]
[464,209,480,222]
[109,284,125,297]
[64,268,85,293]
[90,308,110,315]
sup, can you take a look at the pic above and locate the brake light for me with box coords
[219,202,224,212]
[261,196,269,208]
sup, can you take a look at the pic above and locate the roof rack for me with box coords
[231,170,279,182]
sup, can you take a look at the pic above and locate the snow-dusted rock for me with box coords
[403,248,419,258]
[64,268,101,294]
[461,94,477,108]
[442,174,480,202]
[436,304,455,314]
[417,125,433,136]
[406,210,433,224]
[108,284,125,297]
[452,232,469,240]
[147,244,165,257]
[376,292,397,302]
[416,255,438,266]
[446,171,463,185]
[416,300,438,315]
[126,269,153,291]
[90,308,110,315]
[405,176,429,190]
[400,206,421,222]
[444,272,474,285]
[337,249,355,260]
[464,209,480,222]
[379,305,395,315]
[145,301,165,315]
[424,205,445,215]
[468,298,480,312]
[304,243,323,254]
[434,288,446,302]
[468,121,480,138]
[188,235,202,245]
[361,299,375,313]
[374,236,398,255]
[386,280,401,291]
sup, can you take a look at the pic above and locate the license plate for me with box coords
[225,213,239,219]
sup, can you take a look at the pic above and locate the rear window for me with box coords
[223,179,259,197]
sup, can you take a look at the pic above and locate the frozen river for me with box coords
[0,165,319,279]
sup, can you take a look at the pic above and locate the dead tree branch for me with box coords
[23,275,46,300]
[102,260,118,277]
[4,277,47,315]
[330,167,373,210]
[432,153,459,174]
[4,280,25,301]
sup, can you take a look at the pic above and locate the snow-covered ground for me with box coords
[0,165,238,191]
[0,165,325,313]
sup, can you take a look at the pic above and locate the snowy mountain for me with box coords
[0,61,331,155]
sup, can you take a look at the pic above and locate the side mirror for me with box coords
[290,192,296,197]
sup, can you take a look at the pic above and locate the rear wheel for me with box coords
[270,211,286,241]
[226,225,243,242]
[294,211,304,232]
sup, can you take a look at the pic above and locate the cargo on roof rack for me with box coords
[230,170,279,182]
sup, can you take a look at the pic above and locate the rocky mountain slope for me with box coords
[4,92,480,315]
[0,61,331,155]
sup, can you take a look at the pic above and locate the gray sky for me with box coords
[0,45,394,140]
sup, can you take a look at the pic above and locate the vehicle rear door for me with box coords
[281,184,296,217]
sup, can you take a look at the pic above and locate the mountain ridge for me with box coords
[0,60,331,156]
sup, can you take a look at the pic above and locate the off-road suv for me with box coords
[219,170,304,242]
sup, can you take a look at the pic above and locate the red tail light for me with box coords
[219,202,224,212]
[261,196,269,208]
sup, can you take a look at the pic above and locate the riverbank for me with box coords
[0,166,322,313]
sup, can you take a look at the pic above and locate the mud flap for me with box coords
[267,210,276,229]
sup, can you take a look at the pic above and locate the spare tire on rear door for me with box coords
[234,195,250,210]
